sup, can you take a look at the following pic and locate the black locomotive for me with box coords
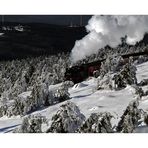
[65,51,148,84]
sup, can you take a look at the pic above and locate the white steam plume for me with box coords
[70,15,148,63]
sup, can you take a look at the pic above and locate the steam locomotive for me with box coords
[65,51,148,84]
[65,59,104,84]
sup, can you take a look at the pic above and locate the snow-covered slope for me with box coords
[1,61,148,133]
[136,62,148,115]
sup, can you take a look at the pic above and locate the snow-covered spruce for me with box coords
[29,82,48,108]
[0,104,8,117]
[47,81,72,106]
[132,85,148,98]
[116,100,142,133]
[100,55,124,77]
[97,56,137,90]
[136,55,148,64]
[0,91,37,117]
[63,80,74,88]
[13,114,47,133]
[79,112,113,133]
[46,101,85,133]
[54,82,71,103]
[6,98,26,117]
[134,86,144,98]
[113,62,137,90]
[97,74,114,90]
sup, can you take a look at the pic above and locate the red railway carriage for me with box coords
[88,65,100,76]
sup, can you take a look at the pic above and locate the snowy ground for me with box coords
[1,61,148,133]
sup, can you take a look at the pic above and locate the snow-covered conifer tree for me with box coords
[13,114,47,133]
[79,112,113,133]
[47,101,85,133]
[116,100,142,133]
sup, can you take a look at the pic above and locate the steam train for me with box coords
[65,59,105,84]
[65,51,148,84]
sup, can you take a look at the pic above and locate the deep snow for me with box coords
[1,61,148,133]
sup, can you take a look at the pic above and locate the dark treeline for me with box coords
[0,22,87,61]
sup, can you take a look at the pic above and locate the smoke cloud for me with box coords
[70,15,148,63]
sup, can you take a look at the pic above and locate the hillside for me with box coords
[0,60,148,133]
